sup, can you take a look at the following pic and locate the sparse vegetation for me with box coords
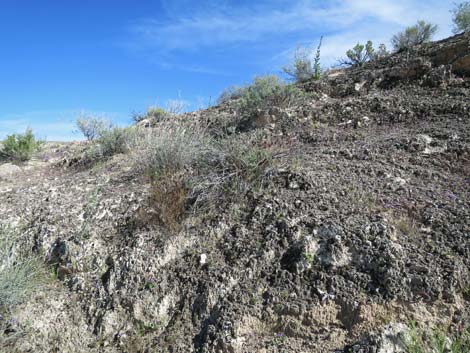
[341,41,389,67]
[133,99,187,123]
[237,75,305,118]
[391,20,439,52]
[217,86,244,104]
[406,321,470,353]
[0,128,43,162]
[452,2,470,33]
[132,123,272,227]
[95,126,136,158]
[76,115,112,141]
[0,227,45,308]
[283,37,323,82]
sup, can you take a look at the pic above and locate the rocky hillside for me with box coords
[0,33,469,353]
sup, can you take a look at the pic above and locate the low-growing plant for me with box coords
[452,2,470,33]
[391,20,439,52]
[76,115,112,141]
[217,86,244,105]
[406,321,470,353]
[237,75,305,119]
[283,37,323,82]
[0,129,42,162]
[0,226,47,309]
[133,123,212,180]
[340,41,389,67]
[95,126,136,158]
[132,124,273,228]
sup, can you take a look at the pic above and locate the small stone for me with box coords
[200,253,207,265]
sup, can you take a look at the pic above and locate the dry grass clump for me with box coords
[132,122,273,229]
[0,226,47,309]
[0,226,48,347]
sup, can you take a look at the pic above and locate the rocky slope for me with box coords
[0,33,469,353]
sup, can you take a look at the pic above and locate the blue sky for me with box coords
[0,0,456,141]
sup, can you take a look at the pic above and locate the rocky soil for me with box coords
[1,33,469,352]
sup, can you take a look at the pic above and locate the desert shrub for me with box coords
[0,129,42,162]
[340,41,389,67]
[0,226,46,309]
[217,86,245,104]
[133,100,187,123]
[452,2,470,33]
[391,20,438,52]
[237,75,305,118]
[95,126,136,158]
[133,124,272,226]
[76,116,112,141]
[283,37,322,82]
[165,99,187,115]
[147,107,168,120]
[133,123,212,180]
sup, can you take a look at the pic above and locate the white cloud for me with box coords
[0,109,128,142]
[128,0,455,55]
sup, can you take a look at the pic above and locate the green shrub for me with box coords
[0,129,42,162]
[391,20,438,52]
[452,2,470,33]
[341,41,389,67]
[237,75,304,118]
[76,116,112,141]
[0,226,46,309]
[283,37,322,82]
[95,126,136,158]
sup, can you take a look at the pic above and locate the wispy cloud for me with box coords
[0,109,128,141]
[125,0,455,68]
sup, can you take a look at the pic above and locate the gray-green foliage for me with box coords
[452,2,470,33]
[0,129,42,162]
[406,321,470,353]
[133,123,213,180]
[391,20,439,52]
[283,37,322,82]
[217,86,244,104]
[237,75,304,118]
[341,41,388,67]
[95,126,136,158]
[133,123,272,208]
[0,226,46,309]
[76,116,112,141]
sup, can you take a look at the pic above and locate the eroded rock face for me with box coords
[1,33,469,352]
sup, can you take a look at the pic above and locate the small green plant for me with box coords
[0,226,47,309]
[313,37,323,80]
[0,129,42,162]
[341,41,388,67]
[283,37,323,82]
[391,20,439,52]
[452,2,470,33]
[76,115,112,141]
[78,184,103,239]
[272,332,287,346]
[237,75,304,119]
[304,252,315,264]
[405,321,470,353]
[95,126,135,158]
